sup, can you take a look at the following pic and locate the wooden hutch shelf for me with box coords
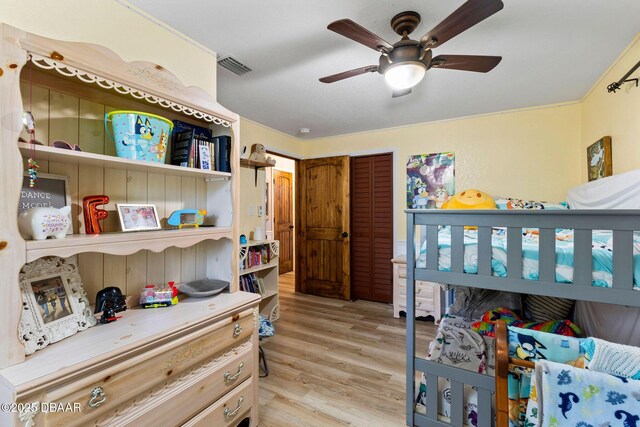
[18,143,232,181]
[25,227,233,262]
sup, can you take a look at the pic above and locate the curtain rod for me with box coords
[607,59,640,93]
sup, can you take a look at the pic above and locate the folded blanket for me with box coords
[471,307,582,338]
[536,360,640,427]
[583,337,640,380]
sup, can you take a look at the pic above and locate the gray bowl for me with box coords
[177,279,230,298]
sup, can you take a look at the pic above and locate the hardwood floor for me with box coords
[258,272,437,427]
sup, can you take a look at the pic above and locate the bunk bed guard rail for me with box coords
[405,209,640,427]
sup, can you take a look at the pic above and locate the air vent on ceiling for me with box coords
[218,56,252,76]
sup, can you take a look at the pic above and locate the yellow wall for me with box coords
[581,33,640,182]
[239,167,266,239]
[304,103,583,240]
[240,118,305,159]
[0,0,217,98]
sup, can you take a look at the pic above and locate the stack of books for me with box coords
[239,273,265,295]
[241,244,272,270]
[170,120,232,172]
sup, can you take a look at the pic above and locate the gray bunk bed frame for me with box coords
[405,209,640,427]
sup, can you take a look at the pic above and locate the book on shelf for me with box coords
[239,273,264,296]
[213,135,232,173]
[170,120,214,169]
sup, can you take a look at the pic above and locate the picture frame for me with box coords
[587,136,612,181]
[116,203,161,232]
[19,257,97,355]
[19,172,72,235]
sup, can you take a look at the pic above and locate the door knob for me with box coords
[289,225,294,229]
[341,232,350,238]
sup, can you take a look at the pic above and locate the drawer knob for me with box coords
[224,361,244,382]
[223,396,244,420]
[88,386,107,408]
[416,287,422,294]
[232,323,243,338]
[417,301,423,307]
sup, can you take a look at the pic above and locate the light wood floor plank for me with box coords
[259,272,436,426]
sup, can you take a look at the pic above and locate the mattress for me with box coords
[416,227,640,288]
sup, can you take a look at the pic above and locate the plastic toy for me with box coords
[83,195,109,234]
[167,209,207,229]
[240,234,247,244]
[441,189,497,210]
[18,206,72,240]
[95,287,127,324]
[140,282,178,308]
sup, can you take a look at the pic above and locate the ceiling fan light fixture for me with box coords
[384,62,426,90]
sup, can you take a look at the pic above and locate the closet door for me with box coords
[350,153,393,303]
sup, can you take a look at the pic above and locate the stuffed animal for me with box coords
[248,144,267,162]
[441,189,497,210]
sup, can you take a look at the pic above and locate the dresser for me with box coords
[392,256,442,323]
[0,292,260,427]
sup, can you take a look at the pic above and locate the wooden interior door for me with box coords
[274,170,293,274]
[350,153,394,303]
[297,156,350,299]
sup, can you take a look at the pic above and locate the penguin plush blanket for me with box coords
[535,360,640,427]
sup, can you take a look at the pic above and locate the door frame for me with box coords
[265,150,300,277]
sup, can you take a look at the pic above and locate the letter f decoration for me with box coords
[83,195,110,234]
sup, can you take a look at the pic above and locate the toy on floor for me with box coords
[167,209,207,229]
[95,287,127,324]
[140,282,178,308]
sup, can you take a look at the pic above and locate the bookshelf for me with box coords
[239,240,279,321]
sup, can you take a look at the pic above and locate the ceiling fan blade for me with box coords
[430,55,502,72]
[420,0,504,48]
[328,19,393,52]
[319,65,378,83]
[392,88,412,98]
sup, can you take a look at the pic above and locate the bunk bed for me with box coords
[405,208,640,427]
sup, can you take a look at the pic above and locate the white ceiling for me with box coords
[128,0,640,139]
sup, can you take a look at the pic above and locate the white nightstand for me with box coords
[392,255,442,323]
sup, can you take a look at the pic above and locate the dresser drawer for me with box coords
[397,264,407,279]
[183,378,253,427]
[397,281,437,298]
[35,309,255,427]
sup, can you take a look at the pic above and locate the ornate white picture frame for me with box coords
[19,257,97,355]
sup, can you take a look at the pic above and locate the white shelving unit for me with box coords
[240,240,280,321]
[0,24,260,426]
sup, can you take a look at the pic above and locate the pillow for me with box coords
[442,189,496,210]
[522,295,575,323]
[447,286,522,320]
[495,197,568,210]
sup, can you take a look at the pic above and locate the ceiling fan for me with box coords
[319,0,504,98]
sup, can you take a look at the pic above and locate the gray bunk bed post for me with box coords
[406,212,416,426]
[406,208,640,427]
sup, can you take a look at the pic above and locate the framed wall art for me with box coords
[19,256,97,355]
[587,136,612,181]
[407,152,455,209]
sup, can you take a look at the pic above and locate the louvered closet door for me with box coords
[350,153,393,303]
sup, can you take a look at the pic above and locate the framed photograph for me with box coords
[19,257,97,355]
[19,172,72,235]
[116,204,161,232]
[587,136,612,181]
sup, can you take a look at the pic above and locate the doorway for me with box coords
[266,153,297,278]
[350,153,393,303]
